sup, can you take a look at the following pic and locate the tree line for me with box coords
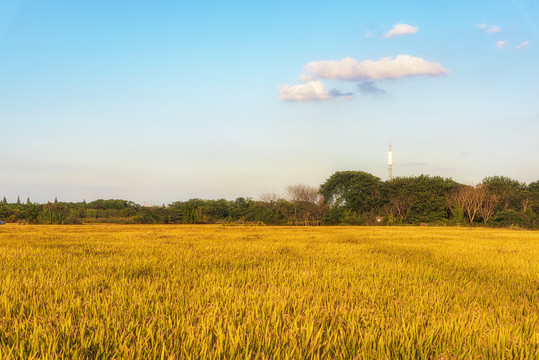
[1,172,538,228]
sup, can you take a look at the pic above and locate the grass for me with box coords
[0,224,538,359]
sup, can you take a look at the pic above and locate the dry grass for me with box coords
[1,224,538,359]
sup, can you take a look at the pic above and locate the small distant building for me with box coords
[0,220,5,225]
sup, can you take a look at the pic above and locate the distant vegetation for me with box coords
[1,172,538,228]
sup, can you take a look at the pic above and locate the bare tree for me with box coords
[479,191,500,224]
[285,184,325,225]
[258,192,281,211]
[389,193,413,221]
[450,185,486,226]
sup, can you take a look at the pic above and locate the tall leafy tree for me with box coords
[383,178,414,221]
[482,176,526,211]
[385,175,459,224]
[320,171,383,223]
[528,181,539,213]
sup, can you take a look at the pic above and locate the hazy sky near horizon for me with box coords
[1,0,538,204]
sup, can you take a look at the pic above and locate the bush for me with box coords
[491,210,527,228]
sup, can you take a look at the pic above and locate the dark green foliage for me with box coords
[133,207,165,224]
[528,181,539,194]
[320,171,382,224]
[321,206,345,225]
[181,199,207,224]
[482,176,526,211]
[0,204,14,221]
[22,204,42,223]
[38,203,71,224]
[250,199,294,225]
[87,199,138,211]
[390,176,458,224]
[229,197,255,220]
[491,210,527,228]
[528,181,539,215]
[0,172,537,227]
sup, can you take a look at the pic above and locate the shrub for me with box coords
[491,210,527,228]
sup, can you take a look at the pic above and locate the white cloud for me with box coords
[477,24,501,34]
[496,41,507,49]
[298,73,317,82]
[278,80,332,101]
[383,23,419,38]
[365,31,374,38]
[303,55,448,81]
[514,41,531,49]
[486,25,501,34]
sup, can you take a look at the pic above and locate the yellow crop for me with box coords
[1,225,538,358]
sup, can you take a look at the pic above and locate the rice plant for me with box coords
[0,225,538,358]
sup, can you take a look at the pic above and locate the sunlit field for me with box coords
[1,225,538,359]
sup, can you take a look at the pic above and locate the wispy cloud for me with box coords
[357,81,385,96]
[476,24,501,34]
[486,25,501,34]
[496,41,507,49]
[329,89,354,98]
[364,31,374,38]
[303,55,448,81]
[514,41,531,49]
[383,23,419,38]
[278,80,331,101]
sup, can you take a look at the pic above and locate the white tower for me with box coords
[388,140,393,181]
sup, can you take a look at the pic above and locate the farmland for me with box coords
[1,225,538,358]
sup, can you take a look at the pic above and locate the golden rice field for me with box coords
[1,225,539,359]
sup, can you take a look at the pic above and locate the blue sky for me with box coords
[1,0,538,204]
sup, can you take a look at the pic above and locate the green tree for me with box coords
[384,175,459,224]
[528,180,539,196]
[320,171,383,224]
[228,197,256,222]
[383,177,414,221]
[38,203,68,224]
[87,199,137,211]
[492,210,527,228]
[482,176,526,211]
[181,199,207,224]
[256,196,294,225]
